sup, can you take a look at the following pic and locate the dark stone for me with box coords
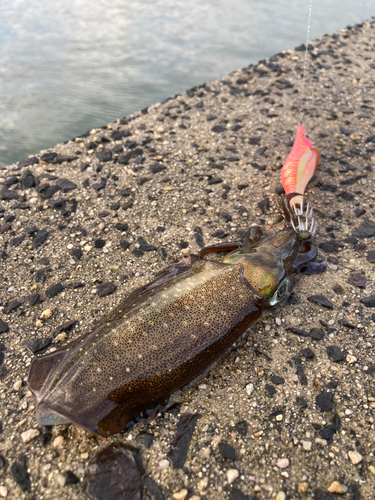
[10,235,25,247]
[41,152,57,162]
[94,239,106,249]
[97,282,117,297]
[142,477,165,500]
[0,365,8,379]
[229,489,249,500]
[64,470,80,485]
[237,184,249,190]
[211,125,226,133]
[366,250,375,263]
[52,154,77,163]
[296,396,308,408]
[251,162,266,171]
[319,240,344,253]
[248,136,261,145]
[5,300,21,314]
[11,455,31,492]
[310,328,325,340]
[234,420,248,436]
[18,157,39,168]
[327,345,346,362]
[136,433,154,449]
[0,319,10,334]
[210,230,228,239]
[207,177,223,185]
[320,424,337,441]
[116,223,129,231]
[1,189,19,200]
[287,326,308,337]
[4,215,15,222]
[352,219,375,238]
[270,374,284,385]
[55,320,77,335]
[308,294,333,309]
[120,240,130,251]
[55,178,77,192]
[110,203,120,211]
[295,357,307,385]
[4,176,19,187]
[95,149,112,162]
[316,392,334,412]
[340,126,354,135]
[149,163,166,174]
[338,191,354,201]
[24,293,40,306]
[333,284,344,294]
[111,130,124,140]
[138,237,157,252]
[23,337,52,354]
[219,442,236,460]
[0,454,7,469]
[46,283,64,298]
[300,347,315,359]
[93,178,107,191]
[168,413,200,468]
[340,318,356,329]
[42,185,60,199]
[26,226,38,234]
[257,198,270,213]
[84,444,141,500]
[137,177,151,186]
[33,229,50,248]
[119,188,131,197]
[265,384,276,397]
[348,272,366,288]
[219,212,232,222]
[354,208,366,217]
[0,224,11,234]
[360,296,375,308]
[71,248,82,260]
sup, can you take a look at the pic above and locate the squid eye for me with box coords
[269,278,290,306]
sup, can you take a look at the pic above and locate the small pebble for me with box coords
[0,486,7,497]
[84,245,92,252]
[276,491,286,500]
[54,332,68,342]
[246,383,254,396]
[197,477,208,491]
[302,441,312,451]
[368,465,375,475]
[56,473,65,487]
[327,481,348,494]
[21,428,40,443]
[348,450,363,465]
[227,468,239,485]
[173,489,188,500]
[297,482,308,494]
[276,458,289,469]
[40,309,52,320]
[13,380,22,391]
[52,436,64,448]
[190,497,201,500]
[346,354,357,364]
[158,459,169,469]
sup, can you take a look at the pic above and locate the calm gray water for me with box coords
[0,0,373,168]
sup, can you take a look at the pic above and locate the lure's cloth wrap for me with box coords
[281,123,320,204]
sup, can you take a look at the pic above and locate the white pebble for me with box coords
[13,379,23,391]
[276,458,289,469]
[348,450,363,465]
[227,468,239,485]
[302,440,312,451]
[0,486,8,497]
[52,435,64,448]
[158,459,169,469]
[276,491,286,500]
[327,481,348,494]
[21,428,40,443]
[246,383,254,396]
[197,477,208,491]
[173,489,187,500]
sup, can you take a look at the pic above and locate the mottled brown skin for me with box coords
[28,224,322,436]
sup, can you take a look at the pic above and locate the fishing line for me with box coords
[299,0,313,123]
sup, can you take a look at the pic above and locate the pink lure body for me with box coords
[281,123,320,206]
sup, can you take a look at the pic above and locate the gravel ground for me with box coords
[1,17,375,500]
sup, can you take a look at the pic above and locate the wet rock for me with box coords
[138,237,157,252]
[46,283,64,298]
[234,420,248,436]
[23,337,52,354]
[97,282,117,297]
[352,219,375,238]
[1,188,19,200]
[142,477,165,500]
[0,319,10,334]
[360,296,375,308]
[11,455,31,492]
[310,328,325,341]
[348,272,366,288]
[219,442,236,460]
[168,413,200,468]
[33,229,50,248]
[5,300,21,314]
[308,294,333,309]
[327,345,346,362]
[84,443,141,500]
[316,392,334,412]
[4,176,18,187]
[55,178,77,192]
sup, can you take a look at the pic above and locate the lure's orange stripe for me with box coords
[281,123,320,197]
